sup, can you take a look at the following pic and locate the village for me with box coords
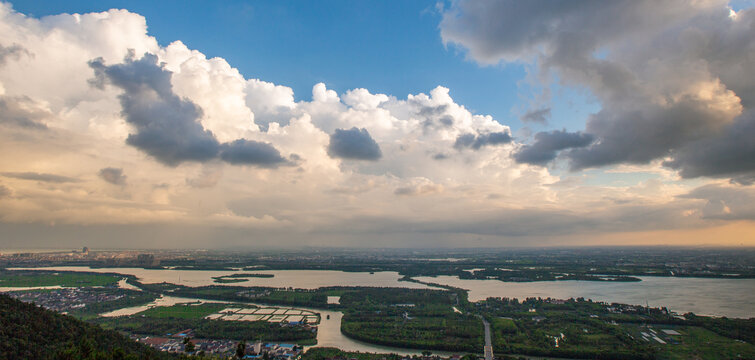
[132,330,305,359]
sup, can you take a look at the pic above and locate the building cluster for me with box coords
[132,330,304,359]
[0,248,162,267]
[241,342,303,359]
[5,288,125,313]
[234,288,272,299]
[133,333,237,357]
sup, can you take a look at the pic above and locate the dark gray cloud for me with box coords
[2,172,79,183]
[220,139,288,167]
[514,130,593,165]
[0,43,30,66]
[521,107,551,124]
[442,1,755,183]
[664,111,755,185]
[0,95,49,129]
[327,127,382,161]
[98,167,127,185]
[440,0,704,65]
[454,131,512,150]
[90,52,287,168]
[565,94,736,171]
[90,52,219,166]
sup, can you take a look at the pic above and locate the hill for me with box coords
[0,293,174,360]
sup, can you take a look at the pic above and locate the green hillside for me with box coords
[0,293,174,360]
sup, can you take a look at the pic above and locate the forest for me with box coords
[92,314,317,344]
[0,294,173,360]
[339,287,483,352]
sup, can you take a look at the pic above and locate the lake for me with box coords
[415,275,755,318]
[14,266,430,289]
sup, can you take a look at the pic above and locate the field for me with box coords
[477,296,755,360]
[135,302,230,319]
[206,306,319,324]
[0,271,120,287]
[650,326,755,360]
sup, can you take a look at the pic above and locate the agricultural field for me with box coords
[478,297,754,360]
[645,326,755,360]
[135,302,231,319]
[206,306,319,324]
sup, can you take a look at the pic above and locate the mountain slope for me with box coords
[0,293,173,360]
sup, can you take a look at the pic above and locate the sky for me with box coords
[0,0,754,249]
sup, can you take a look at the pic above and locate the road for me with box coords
[482,317,493,360]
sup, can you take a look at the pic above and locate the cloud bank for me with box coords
[442,0,755,183]
[0,2,752,247]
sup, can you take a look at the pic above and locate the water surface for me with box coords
[13,266,753,318]
[17,266,430,290]
[415,275,755,318]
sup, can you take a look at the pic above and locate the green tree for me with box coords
[184,337,195,353]
[236,340,247,359]
[112,347,126,360]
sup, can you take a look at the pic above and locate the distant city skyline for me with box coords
[0,1,754,248]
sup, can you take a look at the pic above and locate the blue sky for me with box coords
[11,0,594,133]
